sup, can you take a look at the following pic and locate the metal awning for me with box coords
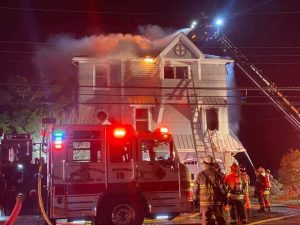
[218,133,246,152]
[128,96,156,105]
[199,97,227,106]
[173,134,195,150]
[173,132,245,153]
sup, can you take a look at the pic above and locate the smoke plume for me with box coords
[33,25,191,79]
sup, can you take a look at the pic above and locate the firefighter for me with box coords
[193,155,228,225]
[224,163,247,224]
[240,165,251,220]
[254,167,271,212]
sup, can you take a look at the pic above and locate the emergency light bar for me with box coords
[53,131,65,150]
[113,127,126,138]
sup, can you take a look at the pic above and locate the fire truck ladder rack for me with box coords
[185,75,226,170]
[214,31,300,131]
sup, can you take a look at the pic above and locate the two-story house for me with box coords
[72,32,245,177]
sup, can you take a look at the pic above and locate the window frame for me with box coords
[163,64,191,80]
[93,64,110,90]
[133,107,152,132]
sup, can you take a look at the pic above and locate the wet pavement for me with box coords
[0,205,300,225]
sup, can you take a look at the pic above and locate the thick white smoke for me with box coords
[33,25,191,79]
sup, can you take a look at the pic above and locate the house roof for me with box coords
[158,32,205,59]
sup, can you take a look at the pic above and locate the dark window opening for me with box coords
[164,66,174,79]
[135,108,149,132]
[163,66,188,79]
[206,108,219,130]
[175,67,188,79]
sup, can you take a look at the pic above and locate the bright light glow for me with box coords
[190,21,197,29]
[144,57,154,63]
[54,140,63,145]
[71,220,86,224]
[160,127,169,134]
[155,214,169,219]
[113,127,126,138]
[54,144,63,149]
[55,137,62,141]
[215,18,224,26]
[54,131,64,137]
[17,164,24,170]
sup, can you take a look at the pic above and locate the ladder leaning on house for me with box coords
[184,73,226,171]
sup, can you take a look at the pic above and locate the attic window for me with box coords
[164,66,189,79]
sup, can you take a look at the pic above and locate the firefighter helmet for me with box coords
[203,155,215,164]
[258,167,265,174]
[230,163,239,171]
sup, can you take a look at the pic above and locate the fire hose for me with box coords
[38,163,53,225]
[3,193,24,225]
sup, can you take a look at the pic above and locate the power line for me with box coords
[1,83,300,91]
[1,6,300,16]
[3,50,300,58]
[78,93,300,98]
[0,101,299,106]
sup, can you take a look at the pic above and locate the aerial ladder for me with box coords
[186,21,300,171]
[213,31,300,131]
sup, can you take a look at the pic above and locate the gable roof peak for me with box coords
[159,31,204,59]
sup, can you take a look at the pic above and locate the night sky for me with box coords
[0,0,300,176]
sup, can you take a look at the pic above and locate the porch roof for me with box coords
[128,96,156,105]
[199,97,227,106]
[173,132,245,153]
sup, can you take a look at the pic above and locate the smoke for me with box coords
[33,25,191,79]
[226,62,241,135]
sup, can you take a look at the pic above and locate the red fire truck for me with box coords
[47,123,193,225]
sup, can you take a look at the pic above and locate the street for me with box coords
[1,205,299,225]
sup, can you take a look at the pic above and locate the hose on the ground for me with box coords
[3,193,24,225]
[38,163,53,225]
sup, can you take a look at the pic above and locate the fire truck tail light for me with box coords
[113,127,126,138]
[160,127,168,134]
[54,144,63,149]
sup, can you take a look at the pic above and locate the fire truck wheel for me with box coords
[97,197,144,225]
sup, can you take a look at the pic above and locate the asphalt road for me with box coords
[1,206,300,225]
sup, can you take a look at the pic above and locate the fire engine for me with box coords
[46,122,193,225]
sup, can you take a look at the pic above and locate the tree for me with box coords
[279,149,300,196]
[0,74,75,140]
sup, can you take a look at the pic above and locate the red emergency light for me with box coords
[113,127,126,138]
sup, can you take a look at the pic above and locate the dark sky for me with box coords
[0,0,300,175]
